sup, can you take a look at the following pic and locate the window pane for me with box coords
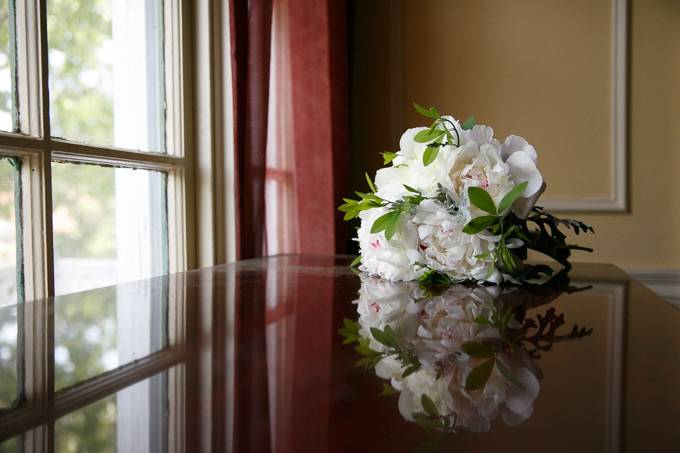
[55,369,168,452]
[55,281,167,389]
[52,162,168,296]
[0,157,20,306]
[0,158,21,410]
[0,0,16,131]
[47,0,166,152]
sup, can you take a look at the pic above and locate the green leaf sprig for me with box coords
[338,319,422,378]
[337,173,386,220]
[412,102,476,167]
[339,176,446,241]
[462,182,529,275]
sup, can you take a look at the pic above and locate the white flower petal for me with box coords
[505,152,543,197]
[502,135,537,162]
[399,127,428,160]
[464,124,497,146]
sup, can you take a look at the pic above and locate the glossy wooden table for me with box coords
[0,256,678,452]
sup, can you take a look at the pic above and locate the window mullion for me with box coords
[35,1,55,451]
[36,0,52,297]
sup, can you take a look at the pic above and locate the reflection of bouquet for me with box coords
[340,276,592,436]
[339,104,594,284]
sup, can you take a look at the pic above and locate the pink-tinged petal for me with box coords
[505,152,543,197]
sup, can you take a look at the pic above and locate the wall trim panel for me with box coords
[391,0,629,212]
[541,0,629,212]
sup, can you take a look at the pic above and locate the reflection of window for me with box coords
[54,283,167,390]
[55,369,168,452]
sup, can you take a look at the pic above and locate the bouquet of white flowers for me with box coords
[340,103,595,284]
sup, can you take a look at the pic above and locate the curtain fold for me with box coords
[231,0,348,258]
[286,0,348,255]
[231,0,274,259]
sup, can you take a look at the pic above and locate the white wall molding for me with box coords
[629,269,680,307]
[390,0,629,212]
[541,0,629,212]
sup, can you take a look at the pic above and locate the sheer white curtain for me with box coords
[264,0,298,256]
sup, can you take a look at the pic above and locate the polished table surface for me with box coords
[0,256,678,452]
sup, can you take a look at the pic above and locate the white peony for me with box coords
[354,117,545,283]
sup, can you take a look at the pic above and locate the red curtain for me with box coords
[231,0,348,259]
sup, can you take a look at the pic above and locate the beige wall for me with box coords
[349,0,680,270]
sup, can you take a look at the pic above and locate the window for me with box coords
[0,0,191,446]
[0,0,188,298]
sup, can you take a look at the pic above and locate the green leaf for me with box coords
[465,358,495,391]
[423,145,439,166]
[463,215,498,234]
[461,341,495,358]
[380,383,399,396]
[414,128,445,143]
[413,412,440,432]
[350,255,362,268]
[382,151,397,165]
[370,327,396,348]
[370,211,400,239]
[420,394,439,417]
[467,187,497,214]
[384,212,401,240]
[338,318,360,345]
[473,315,492,326]
[461,116,476,130]
[365,172,377,193]
[497,181,529,213]
[498,244,520,273]
[413,102,440,119]
[383,325,399,346]
[402,364,420,378]
[495,359,525,390]
[403,184,420,194]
